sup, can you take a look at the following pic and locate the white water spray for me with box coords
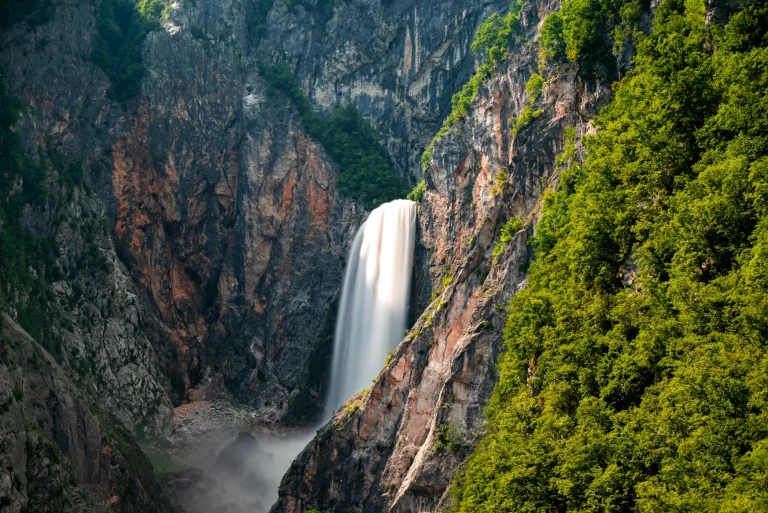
[325,199,417,416]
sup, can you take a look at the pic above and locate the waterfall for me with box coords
[325,199,417,416]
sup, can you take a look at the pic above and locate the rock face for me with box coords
[0,315,175,513]
[111,10,364,420]
[270,0,621,511]
[1,0,530,427]
[261,0,512,178]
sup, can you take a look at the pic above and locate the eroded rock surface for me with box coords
[1,0,517,428]
[0,316,174,513]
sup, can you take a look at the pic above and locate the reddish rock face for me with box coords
[109,48,363,421]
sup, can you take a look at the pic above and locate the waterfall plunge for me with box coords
[326,199,417,416]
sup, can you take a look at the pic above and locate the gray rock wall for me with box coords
[1,0,524,427]
[0,315,175,512]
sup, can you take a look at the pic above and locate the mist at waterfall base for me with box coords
[162,427,317,513]
[244,200,415,511]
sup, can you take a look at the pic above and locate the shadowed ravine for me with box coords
[185,200,417,512]
[250,200,417,510]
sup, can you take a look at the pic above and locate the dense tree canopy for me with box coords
[451,2,768,511]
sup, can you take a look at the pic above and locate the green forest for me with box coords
[92,0,170,102]
[450,1,768,511]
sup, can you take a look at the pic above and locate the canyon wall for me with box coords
[0,315,174,512]
[0,0,523,432]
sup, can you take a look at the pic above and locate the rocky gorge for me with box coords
[0,0,519,430]
[1,0,544,509]
[2,0,764,511]
[270,0,624,509]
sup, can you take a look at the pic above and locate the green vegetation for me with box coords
[510,106,544,135]
[147,452,186,474]
[0,71,56,343]
[538,0,644,66]
[422,0,524,172]
[259,63,408,208]
[555,126,578,166]
[247,0,275,46]
[524,73,544,104]
[434,421,465,453]
[538,11,566,66]
[407,180,426,202]
[341,387,371,417]
[492,216,523,260]
[450,3,768,511]
[431,269,455,302]
[492,169,509,197]
[12,385,23,402]
[92,0,171,103]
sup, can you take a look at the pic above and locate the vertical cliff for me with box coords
[0,315,174,512]
[0,0,176,436]
[261,0,512,179]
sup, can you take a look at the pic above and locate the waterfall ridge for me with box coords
[326,199,417,416]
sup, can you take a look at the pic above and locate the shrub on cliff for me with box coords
[407,180,426,202]
[421,0,524,171]
[93,0,171,103]
[451,3,768,511]
[0,71,54,343]
[524,73,544,104]
[259,63,408,208]
[538,12,566,65]
[510,106,544,135]
[539,0,644,66]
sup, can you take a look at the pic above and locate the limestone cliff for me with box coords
[0,0,528,430]
[261,0,511,178]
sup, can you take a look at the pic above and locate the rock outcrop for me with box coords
[270,0,622,511]
[0,315,175,513]
[261,0,512,178]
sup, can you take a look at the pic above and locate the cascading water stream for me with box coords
[226,200,416,513]
[325,199,417,417]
